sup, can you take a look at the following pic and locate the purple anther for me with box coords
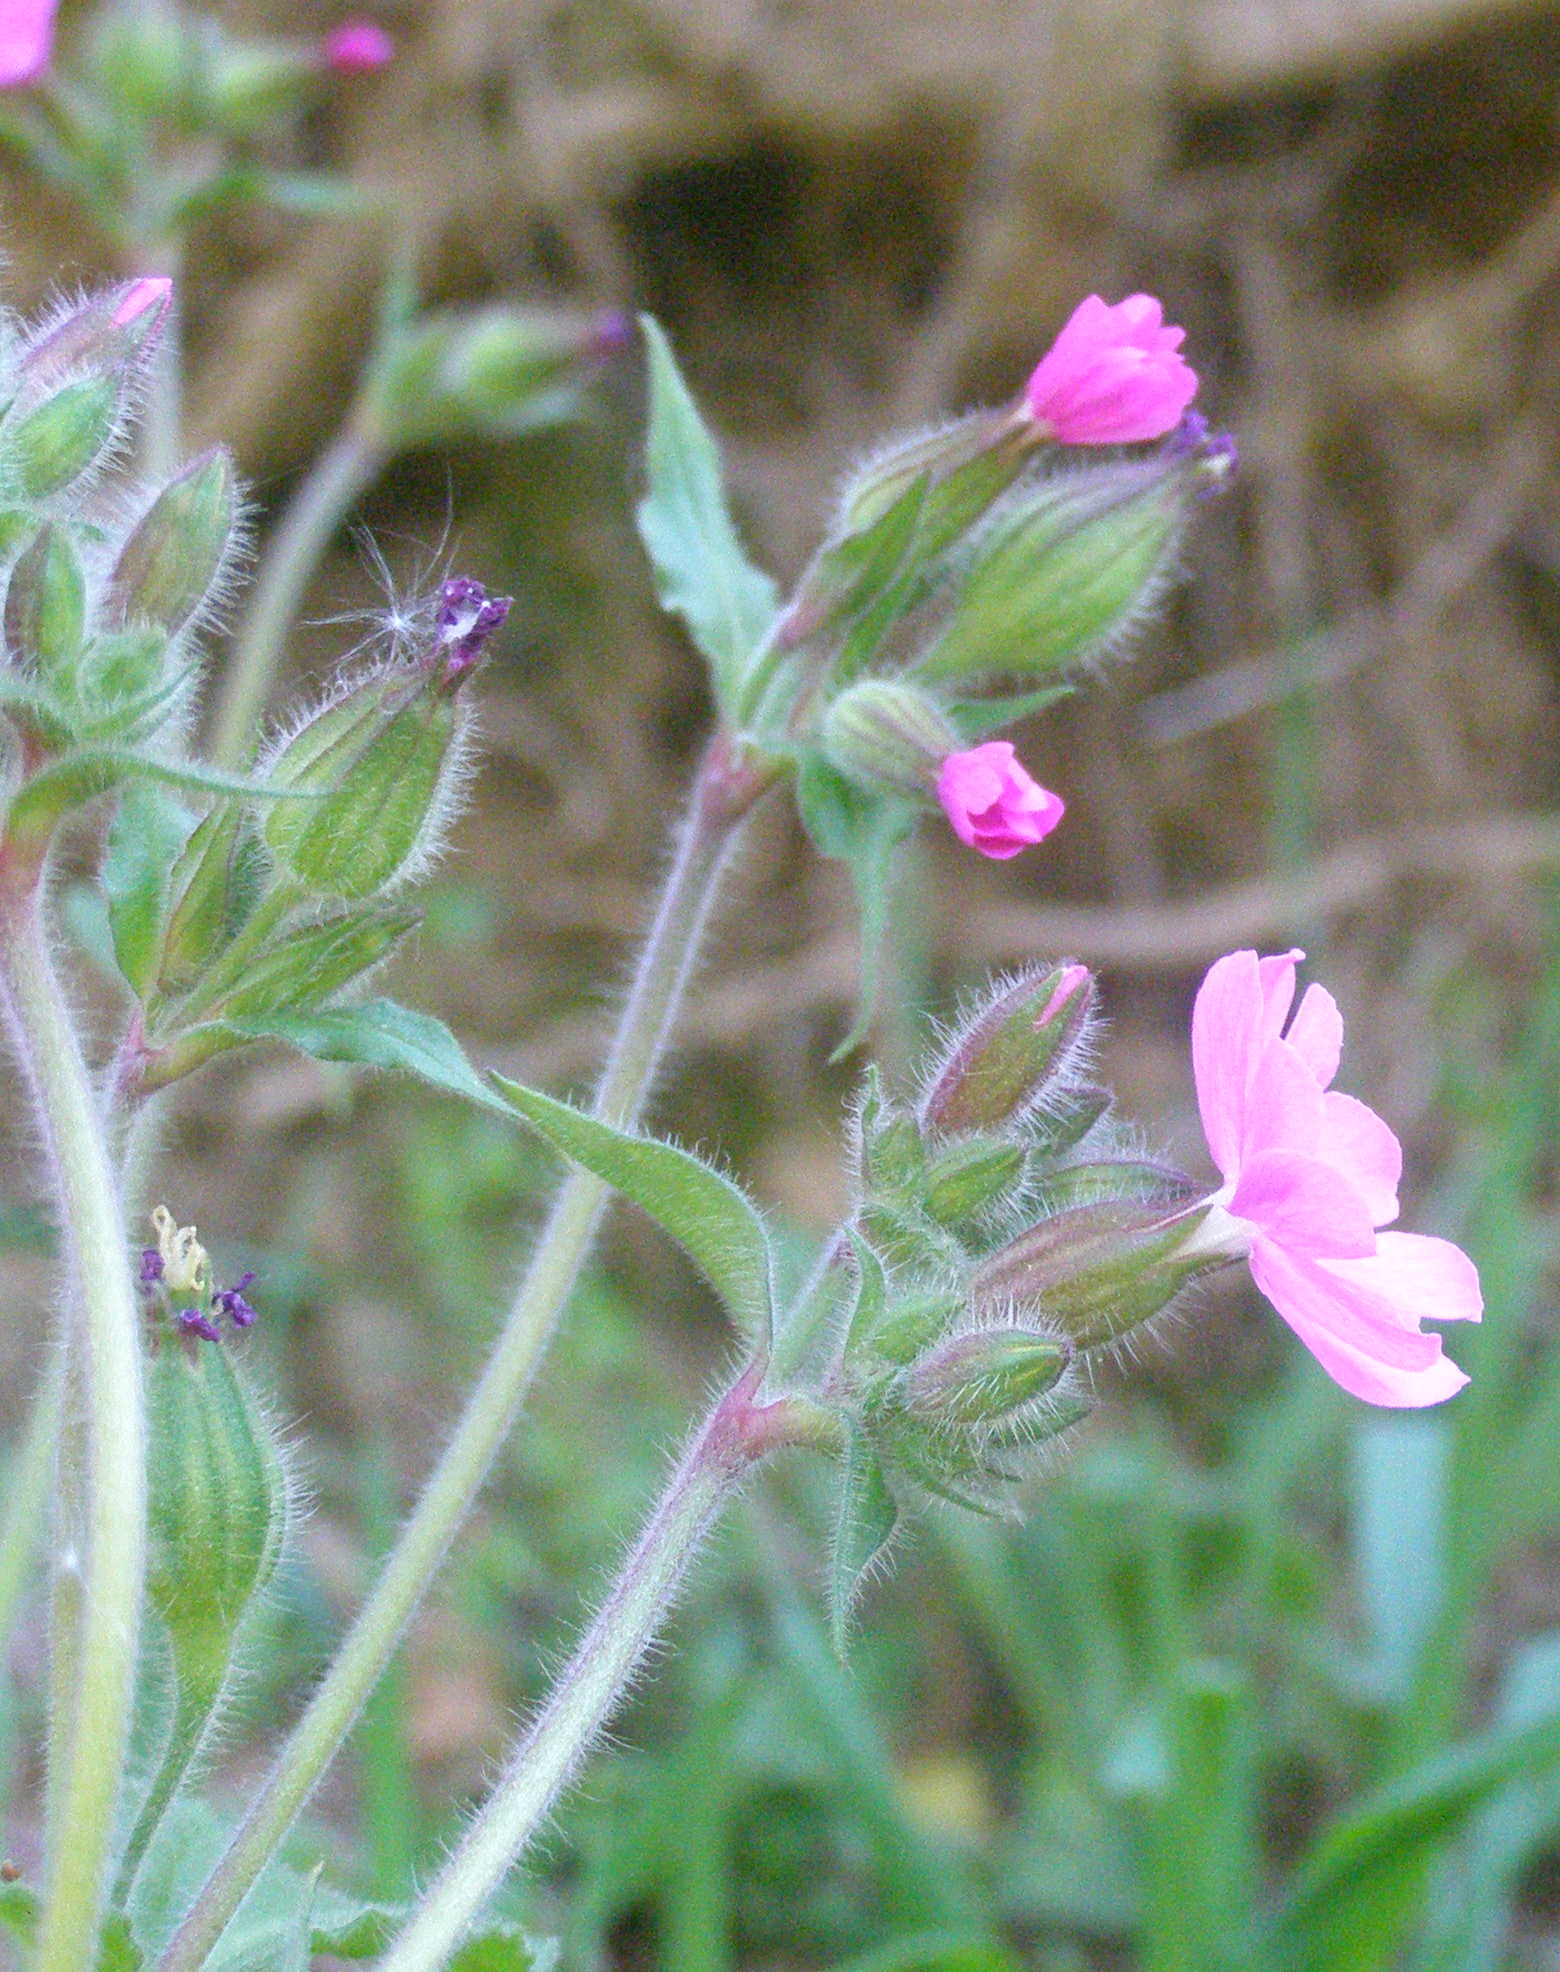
[1168,410,1238,492]
[139,1248,164,1286]
[213,1271,258,1329]
[178,1307,222,1343]
[436,576,513,681]
[586,309,635,360]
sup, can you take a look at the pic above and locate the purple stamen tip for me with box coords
[139,1249,164,1285]
[436,576,513,681]
[178,1308,222,1343]
[1168,410,1238,494]
[213,1271,258,1329]
[587,309,635,359]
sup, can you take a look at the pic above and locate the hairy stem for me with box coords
[378,1367,789,1971]
[0,880,146,1972]
[155,731,775,1972]
[208,423,383,768]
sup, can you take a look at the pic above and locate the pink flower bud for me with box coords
[935,742,1064,860]
[0,0,57,87]
[1023,294,1198,446]
[321,18,393,73]
[113,277,174,333]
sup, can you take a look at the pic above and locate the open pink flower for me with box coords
[1189,949,1480,1407]
[0,0,58,87]
[936,742,1064,860]
[321,18,394,73]
[1024,294,1198,445]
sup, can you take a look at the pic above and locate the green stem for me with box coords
[0,879,146,1972]
[154,732,774,1972]
[377,1369,781,1971]
[208,424,383,768]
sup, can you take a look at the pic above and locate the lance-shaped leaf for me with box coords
[841,1228,889,1358]
[102,783,196,996]
[793,755,914,1061]
[492,1074,774,1345]
[635,316,778,710]
[828,1425,899,1654]
[213,1000,503,1111]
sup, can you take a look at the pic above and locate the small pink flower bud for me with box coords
[321,18,394,73]
[1023,294,1198,446]
[936,741,1064,860]
[0,0,57,88]
[113,277,174,335]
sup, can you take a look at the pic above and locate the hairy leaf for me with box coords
[493,1075,774,1344]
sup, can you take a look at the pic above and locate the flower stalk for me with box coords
[0,873,146,1972]
[154,729,776,1972]
[378,1364,802,1971]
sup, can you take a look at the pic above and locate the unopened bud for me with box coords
[903,1326,1069,1427]
[823,680,959,798]
[10,375,119,497]
[14,280,170,403]
[866,1289,964,1366]
[262,663,466,899]
[105,449,236,637]
[921,961,1094,1136]
[4,523,85,674]
[92,2,197,119]
[921,1135,1026,1225]
[205,42,313,130]
[971,1196,1217,1350]
[145,1314,287,1702]
[365,307,619,447]
[911,455,1209,688]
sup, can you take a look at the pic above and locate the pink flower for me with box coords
[1189,949,1480,1407]
[0,0,58,88]
[321,18,394,73]
[1024,294,1198,445]
[936,742,1065,860]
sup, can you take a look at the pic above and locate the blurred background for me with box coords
[2,0,1559,1966]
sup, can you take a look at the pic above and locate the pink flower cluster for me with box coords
[936,742,1064,860]
[1025,294,1198,446]
[1191,949,1480,1407]
[321,18,394,74]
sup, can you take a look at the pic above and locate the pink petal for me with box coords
[1321,1232,1483,1326]
[1191,950,1264,1179]
[1320,1092,1402,1228]
[1229,1149,1376,1257]
[1249,1238,1468,1406]
[0,0,56,86]
[1240,1036,1326,1162]
[1286,982,1342,1088]
[1256,949,1304,1039]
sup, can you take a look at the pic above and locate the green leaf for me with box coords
[1268,1707,1560,1972]
[103,784,196,996]
[218,999,504,1110]
[449,1926,561,1971]
[842,1229,889,1357]
[1142,1661,1262,1972]
[634,316,778,709]
[793,755,914,1061]
[211,909,418,1020]
[828,1425,899,1653]
[492,1075,774,1344]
